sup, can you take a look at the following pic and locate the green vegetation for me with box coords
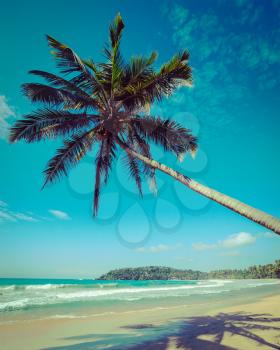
[98,260,280,280]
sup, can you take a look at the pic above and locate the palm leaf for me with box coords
[46,35,100,94]
[120,52,157,89]
[93,141,105,216]
[129,127,157,191]
[101,13,126,95]
[103,137,117,183]
[9,109,99,143]
[93,137,117,215]
[109,13,125,49]
[132,115,197,155]
[42,128,96,188]
[123,153,143,196]
[47,35,89,75]
[29,70,98,108]
[119,51,192,110]
[22,83,96,109]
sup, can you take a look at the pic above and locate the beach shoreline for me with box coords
[0,286,279,350]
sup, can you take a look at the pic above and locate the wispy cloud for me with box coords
[192,232,256,252]
[0,210,17,222]
[49,209,71,220]
[0,200,39,223]
[0,200,72,223]
[13,213,39,222]
[162,1,280,136]
[0,95,15,141]
[135,243,182,254]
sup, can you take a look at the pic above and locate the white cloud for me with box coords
[0,95,15,140]
[192,232,257,252]
[49,209,71,220]
[136,243,182,254]
[220,232,256,248]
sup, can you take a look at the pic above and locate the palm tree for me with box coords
[9,14,280,235]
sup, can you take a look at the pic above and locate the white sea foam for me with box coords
[200,289,230,294]
[207,280,234,284]
[0,281,223,311]
[25,284,67,290]
[0,299,30,311]
[54,282,226,300]
[0,284,72,292]
[1,279,279,312]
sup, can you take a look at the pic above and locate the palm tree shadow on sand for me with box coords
[43,312,280,350]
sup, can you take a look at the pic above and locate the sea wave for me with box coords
[1,279,279,312]
[0,299,31,312]
[0,281,228,311]
[54,282,227,300]
[0,282,126,292]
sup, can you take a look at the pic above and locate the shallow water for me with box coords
[0,278,279,324]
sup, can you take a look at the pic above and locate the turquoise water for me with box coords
[0,278,198,312]
[0,278,279,324]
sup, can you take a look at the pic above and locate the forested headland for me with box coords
[98,260,280,280]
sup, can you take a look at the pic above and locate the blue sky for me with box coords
[0,0,280,278]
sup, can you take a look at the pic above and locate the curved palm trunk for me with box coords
[117,139,280,235]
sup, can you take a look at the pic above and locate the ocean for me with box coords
[1,278,280,326]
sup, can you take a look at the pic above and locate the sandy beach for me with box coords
[0,286,279,350]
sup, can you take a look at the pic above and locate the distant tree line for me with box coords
[98,260,280,280]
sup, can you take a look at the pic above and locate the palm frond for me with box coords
[119,50,192,110]
[93,137,117,215]
[109,13,125,49]
[99,48,125,94]
[29,70,98,108]
[129,127,157,192]
[123,153,143,196]
[93,141,105,216]
[81,59,110,105]
[120,52,157,89]
[9,109,99,143]
[42,129,96,188]
[46,35,100,94]
[99,13,126,95]
[132,115,197,156]
[47,35,89,75]
[22,83,96,109]
[103,137,117,183]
